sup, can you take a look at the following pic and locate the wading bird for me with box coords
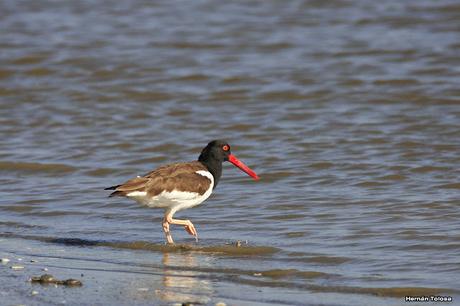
[105,140,259,244]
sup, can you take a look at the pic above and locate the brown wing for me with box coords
[144,171,211,197]
[143,161,206,179]
[107,161,209,197]
[106,176,149,197]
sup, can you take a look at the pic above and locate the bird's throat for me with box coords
[198,158,222,188]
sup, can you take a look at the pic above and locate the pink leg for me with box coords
[162,218,174,244]
[164,211,198,243]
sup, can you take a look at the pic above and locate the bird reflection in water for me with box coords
[155,251,213,305]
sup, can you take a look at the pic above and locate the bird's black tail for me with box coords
[104,185,121,190]
[104,185,124,197]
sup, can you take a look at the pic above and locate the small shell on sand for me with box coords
[11,265,25,270]
[235,240,248,247]
[37,274,55,282]
[225,240,249,247]
[0,258,10,264]
[63,279,82,286]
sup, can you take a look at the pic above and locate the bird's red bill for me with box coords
[228,154,259,180]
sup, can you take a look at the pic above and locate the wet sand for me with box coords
[1,236,457,306]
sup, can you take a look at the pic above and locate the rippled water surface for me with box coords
[1,0,459,305]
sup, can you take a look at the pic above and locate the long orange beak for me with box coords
[228,154,259,180]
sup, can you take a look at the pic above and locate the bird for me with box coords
[105,140,259,244]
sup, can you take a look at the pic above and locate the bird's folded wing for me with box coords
[109,170,211,198]
[144,172,212,197]
[143,161,206,179]
[107,177,149,197]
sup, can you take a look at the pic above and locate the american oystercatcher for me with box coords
[105,140,259,244]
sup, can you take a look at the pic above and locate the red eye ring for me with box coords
[222,145,229,151]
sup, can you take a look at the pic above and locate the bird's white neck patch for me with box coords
[195,170,214,183]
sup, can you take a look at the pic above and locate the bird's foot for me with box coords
[184,221,198,242]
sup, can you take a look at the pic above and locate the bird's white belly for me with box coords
[127,170,214,213]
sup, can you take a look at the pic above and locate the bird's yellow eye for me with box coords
[222,145,230,151]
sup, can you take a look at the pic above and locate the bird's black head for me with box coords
[198,140,259,185]
[198,139,231,163]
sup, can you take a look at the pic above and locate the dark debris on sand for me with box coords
[29,274,82,286]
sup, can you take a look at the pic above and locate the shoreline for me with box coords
[1,237,457,306]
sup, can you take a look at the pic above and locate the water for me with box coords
[1,0,459,305]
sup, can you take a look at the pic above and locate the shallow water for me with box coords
[1,0,459,305]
